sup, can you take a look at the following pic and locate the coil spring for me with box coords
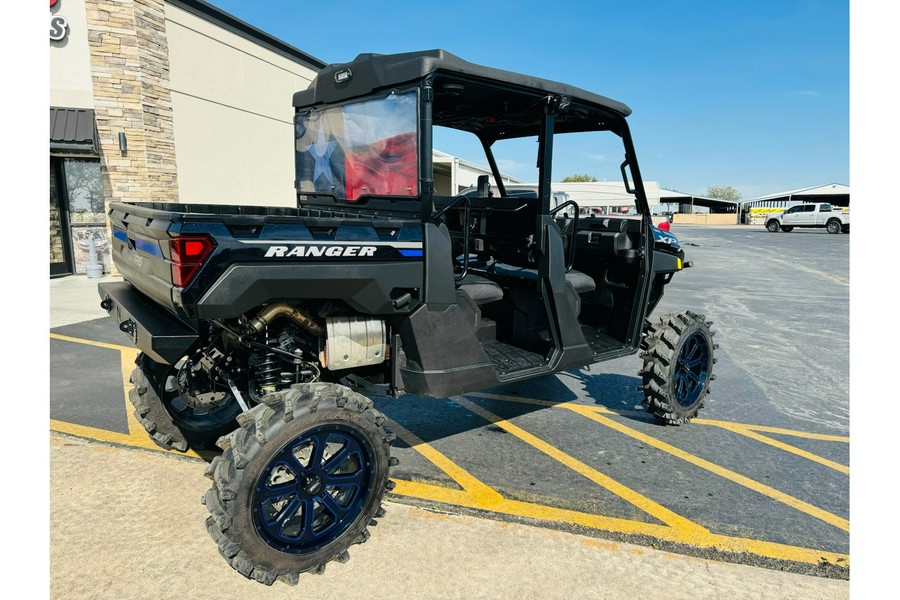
[254,327,281,390]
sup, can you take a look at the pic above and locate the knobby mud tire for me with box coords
[202,383,396,585]
[129,352,240,452]
[640,311,718,425]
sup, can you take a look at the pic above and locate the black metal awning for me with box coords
[50,107,98,154]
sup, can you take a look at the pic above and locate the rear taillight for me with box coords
[170,235,215,287]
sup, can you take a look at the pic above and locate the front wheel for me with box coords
[766,220,780,232]
[640,311,717,425]
[203,383,395,585]
[826,220,842,234]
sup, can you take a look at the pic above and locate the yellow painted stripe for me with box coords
[386,419,504,506]
[49,344,202,459]
[468,390,849,443]
[450,395,710,541]
[696,418,849,443]
[120,348,146,437]
[50,332,133,353]
[391,478,678,540]
[470,392,849,533]
[564,406,850,532]
[711,422,849,474]
[390,472,848,565]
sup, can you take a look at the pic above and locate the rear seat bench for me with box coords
[457,274,505,305]
[487,263,596,294]
[457,262,596,307]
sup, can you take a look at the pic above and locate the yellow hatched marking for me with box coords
[471,392,849,532]
[50,333,849,566]
[449,396,710,541]
[386,419,503,506]
[696,419,849,443]
[388,410,849,566]
[387,420,693,540]
[49,334,201,458]
[709,422,848,474]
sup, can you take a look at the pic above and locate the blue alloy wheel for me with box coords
[203,384,392,584]
[253,424,373,553]
[673,331,710,408]
[640,311,717,425]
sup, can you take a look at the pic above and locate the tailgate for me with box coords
[108,202,184,315]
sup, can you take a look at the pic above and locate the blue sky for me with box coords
[207,0,849,200]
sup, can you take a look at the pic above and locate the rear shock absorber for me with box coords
[254,326,282,394]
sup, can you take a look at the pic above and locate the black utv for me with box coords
[99,49,716,585]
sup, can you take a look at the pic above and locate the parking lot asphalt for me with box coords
[48,226,851,599]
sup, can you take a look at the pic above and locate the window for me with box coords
[295,91,418,201]
[801,204,816,212]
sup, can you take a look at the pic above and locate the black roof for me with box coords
[292,49,631,118]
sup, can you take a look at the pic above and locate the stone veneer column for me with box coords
[84,0,179,205]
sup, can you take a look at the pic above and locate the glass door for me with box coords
[62,158,109,274]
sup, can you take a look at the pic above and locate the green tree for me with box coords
[561,174,598,182]
[706,185,742,201]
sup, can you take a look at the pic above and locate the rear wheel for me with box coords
[129,352,241,452]
[203,383,395,585]
[640,311,717,425]
[826,220,842,234]
[766,220,780,232]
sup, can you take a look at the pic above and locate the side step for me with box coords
[481,341,548,377]
[580,323,630,358]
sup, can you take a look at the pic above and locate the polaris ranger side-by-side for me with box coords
[98,50,716,585]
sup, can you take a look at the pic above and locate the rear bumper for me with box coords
[98,281,198,365]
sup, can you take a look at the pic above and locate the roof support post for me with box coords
[420,78,435,222]
[480,138,507,198]
[538,99,555,215]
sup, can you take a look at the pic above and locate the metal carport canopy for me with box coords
[743,183,850,208]
[659,189,739,213]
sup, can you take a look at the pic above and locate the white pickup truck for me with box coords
[765,202,849,234]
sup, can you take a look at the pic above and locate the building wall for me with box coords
[85,0,179,204]
[164,3,318,206]
[50,0,95,109]
[672,213,738,225]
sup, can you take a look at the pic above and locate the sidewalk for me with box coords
[50,272,122,328]
[48,274,850,599]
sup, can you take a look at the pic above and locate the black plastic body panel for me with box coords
[392,293,499,397]
[196,262,423,319]
[106,201,424,320]
[98,281,198,365]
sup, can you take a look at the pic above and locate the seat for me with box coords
[489,263,596,294]
[457,274,504,305]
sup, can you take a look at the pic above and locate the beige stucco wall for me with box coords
[50,0,95,108]
[165,3,318,206]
